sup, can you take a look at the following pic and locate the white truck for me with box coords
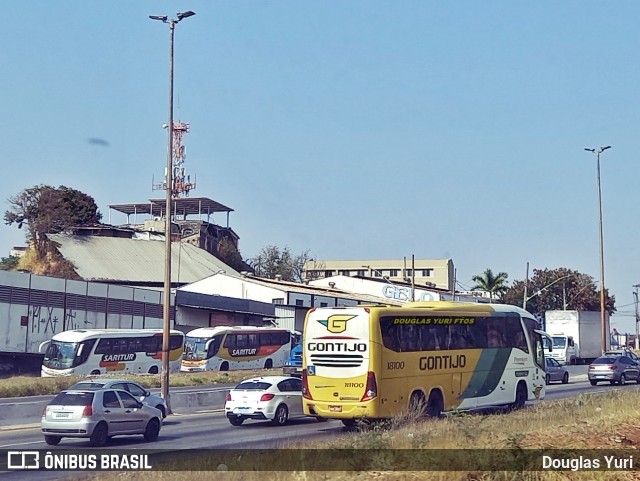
[544,310,604,365]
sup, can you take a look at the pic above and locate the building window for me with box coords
[422,269,434,277]
[356,270,365,277]
[295,299,304,307]
[320,302,328,307]
[389,269,398,277]
[339,270,350,276]
[272,298,284,304]
[406,269,413,277]
[374,270,383,277]
[324,270,334,277]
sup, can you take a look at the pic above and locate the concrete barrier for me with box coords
[0,387,232,427]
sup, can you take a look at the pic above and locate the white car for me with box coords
[225,375,326,426]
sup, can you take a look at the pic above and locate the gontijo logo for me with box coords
[317,314,356,333]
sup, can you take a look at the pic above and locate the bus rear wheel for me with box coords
[426,391,443,418]
[220,362,229,372]
[409,391,427,416]
[148,366,159,375]
[264,359,273,369]
[341,419,356,427]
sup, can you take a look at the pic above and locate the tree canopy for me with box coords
[501,267,615,318]
[4,185,102,256]
[471,268,509,303]
[249,246,315,282]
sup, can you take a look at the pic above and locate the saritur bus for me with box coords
[302,301,546,425]
[40,329,185,377]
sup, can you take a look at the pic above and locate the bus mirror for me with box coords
[39,340,51,353]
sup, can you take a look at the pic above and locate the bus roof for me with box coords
[51,328,184,342]
[185,326,292,337]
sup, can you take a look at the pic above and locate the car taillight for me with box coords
[302,370,312,400]
[260,393,275,401]
[42,407,48,417]
[609,365,617,370]
[82,405,93,417]
[360,371,377,402]
[226,393,232,401]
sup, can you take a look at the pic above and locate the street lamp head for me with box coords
[149,15,168,22]
[600,145,612,152]
[584,148,596,152]
[177,10,196,21]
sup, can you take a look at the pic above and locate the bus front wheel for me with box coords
[509,382,527,411]
[341,419,356,427]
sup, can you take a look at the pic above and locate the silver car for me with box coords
[588,355,640,386]
[41,389,162,446]
[545,357,569,384]
[67,379,168,418]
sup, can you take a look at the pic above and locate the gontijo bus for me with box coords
[302,302,546,425]
[40,329,185,377]
[181,326,299,372]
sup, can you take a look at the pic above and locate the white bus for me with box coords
[181,326,298,372]
[40,329,185,377]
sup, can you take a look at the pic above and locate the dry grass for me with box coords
[0,368,284,398]
[68,389,640,481]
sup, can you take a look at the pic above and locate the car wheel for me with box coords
[619,374,627,385]
[228,415,244,426]
[316,416,328,423]
[590,380,598,386]
[562,372,569,384]
[143,418,161,442]
[545,374,550,385]
[341,419,356,427]
[44,435,61,446]
[155,405,167,418]
[271,404,289,426]
[90,422,108,447]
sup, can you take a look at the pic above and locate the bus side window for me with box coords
[209,335,223,357]
[143,337,160,353]
[248,334,259,348]
[75,339,96,366]
[95,339,111,355]
[260,333,272,346]
[223,335,236,348]
[169,334,183,350]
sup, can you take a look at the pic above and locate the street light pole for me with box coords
[633,284,640,349]
[150,10,196,413]
[584,145,611,354]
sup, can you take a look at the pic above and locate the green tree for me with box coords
[471,268,509,303]
[502,267,615,318]
[250,246,315,282]
[4,185,102,256]
[0,255,19,271]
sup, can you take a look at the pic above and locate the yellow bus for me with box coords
[302,302,546,426]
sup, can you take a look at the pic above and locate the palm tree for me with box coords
[471,268,509,303]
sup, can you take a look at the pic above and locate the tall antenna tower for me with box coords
[153,120,196,198]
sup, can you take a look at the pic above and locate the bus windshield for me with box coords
[552,336,566,349]
[43,341,79,369]
[184,337,209,361]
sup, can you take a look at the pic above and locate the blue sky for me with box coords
[3,1,640,332]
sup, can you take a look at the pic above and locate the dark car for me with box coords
[588,355,640,386]
[545,357,569,384]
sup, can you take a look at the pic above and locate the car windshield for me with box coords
[235,381,272,391]
[552,337,566,349]
[592,357,616,364]
[50,391,95,406]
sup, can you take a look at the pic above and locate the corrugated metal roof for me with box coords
[108,197,233,217]
[48,234,238,284]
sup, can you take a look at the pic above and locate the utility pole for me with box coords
[634,284,640,349]
[523,262,530,310]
